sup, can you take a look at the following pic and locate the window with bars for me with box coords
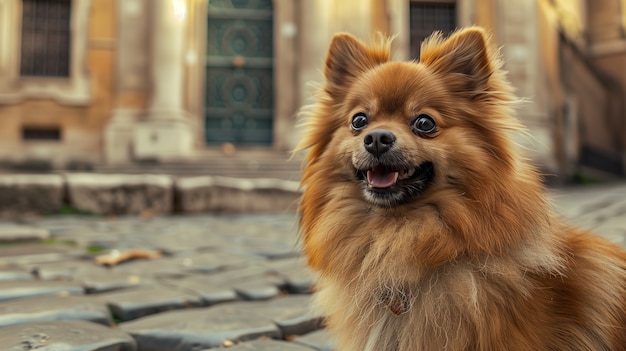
[20,0,72,77]
[409,1,457,60]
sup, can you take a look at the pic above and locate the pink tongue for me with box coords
[367,168,399,188]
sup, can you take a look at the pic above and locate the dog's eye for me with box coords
[412,114,437,135]
[351,113,368,131]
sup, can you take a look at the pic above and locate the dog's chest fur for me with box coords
[315,248,560,351]
[316,262,485,351]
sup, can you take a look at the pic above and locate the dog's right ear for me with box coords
[324,33,390,99]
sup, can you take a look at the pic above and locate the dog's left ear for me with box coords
[324,33,390,100]
[420,27,496,94]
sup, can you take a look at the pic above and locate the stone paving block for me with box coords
[235,282,281,301]
[79,270,156,294]
[0,295,113,328]
[0,245,85,266]
[31,216,97,235]
[161,274,269,306]
[267,296,322,337]
[294,329,335,351]
[29,259,103,281]
[120,296,317,351]
[142,214,298,256]
[550,184,626,226]
[173,282,239,306]
[593,217,626,248]
[578,197,626,228]
[0,224,50,243]
[175,252,264,274]
[112,251,263,277]
[0,320,136,351]
[108,257,196,279]
[228,266,285,300]
[550,184,626,248]
[66,173,174,215]
[216,340,318,350]
[176,176,301,213]
[121,306,280,351]
[0,280,84,302]
[0,269,33,282]
[231,243,301,260]
[106,224,226,255]
[0,174,64,215]
[49,225,121,250]
[163,264,286,303]
[100,286,204,321]
[148,234,222,254]
[267,257,314,294]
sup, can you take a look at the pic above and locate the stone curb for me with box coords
[0,174,64,215]
[0,174,302,216]
[176,176,301,213]
[65,173,173,215]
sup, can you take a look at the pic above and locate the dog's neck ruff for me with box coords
[376,287,412,316]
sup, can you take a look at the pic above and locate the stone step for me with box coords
[0,149,305,180]
[93,157,303,180]
[0,173,301,216]
[94,168,302,181]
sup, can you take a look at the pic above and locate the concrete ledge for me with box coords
[0,174,64,215]
[176,176,301,213]
[66,174,174,215]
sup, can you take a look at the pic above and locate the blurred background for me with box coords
[0,0,624,183]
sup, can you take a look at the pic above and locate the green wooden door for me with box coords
[205,0,274,145]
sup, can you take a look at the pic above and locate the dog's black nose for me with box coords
[364,130,396,156]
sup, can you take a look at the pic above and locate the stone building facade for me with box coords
[0,0,624,179]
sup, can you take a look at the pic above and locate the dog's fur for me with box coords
[296,27,626,350]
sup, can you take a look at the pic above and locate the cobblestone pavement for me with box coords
[0,183,625,350]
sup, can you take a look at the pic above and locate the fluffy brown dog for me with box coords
[296,27,626,350]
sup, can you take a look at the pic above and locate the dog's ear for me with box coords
[420,27,496,95]
[324,33,390,99]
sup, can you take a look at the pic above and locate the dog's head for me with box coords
[299,27,522,208]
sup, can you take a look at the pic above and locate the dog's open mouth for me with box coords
[355,162,435,207]
[366,166,417,188]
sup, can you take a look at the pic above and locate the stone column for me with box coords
[133,0,194,160]
[273,0,298,151]
[297,0,332,108]
[104,0,148,164]
[495,0,557,172]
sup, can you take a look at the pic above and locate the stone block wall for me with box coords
[176,176,300,213]
[0,175,64,216]
[0,174,301,216]
[65,174,174,215]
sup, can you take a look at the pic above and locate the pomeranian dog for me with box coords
[296,27,626,350]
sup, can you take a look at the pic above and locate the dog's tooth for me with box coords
[401,169,414,179]
[393,172,399,183]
